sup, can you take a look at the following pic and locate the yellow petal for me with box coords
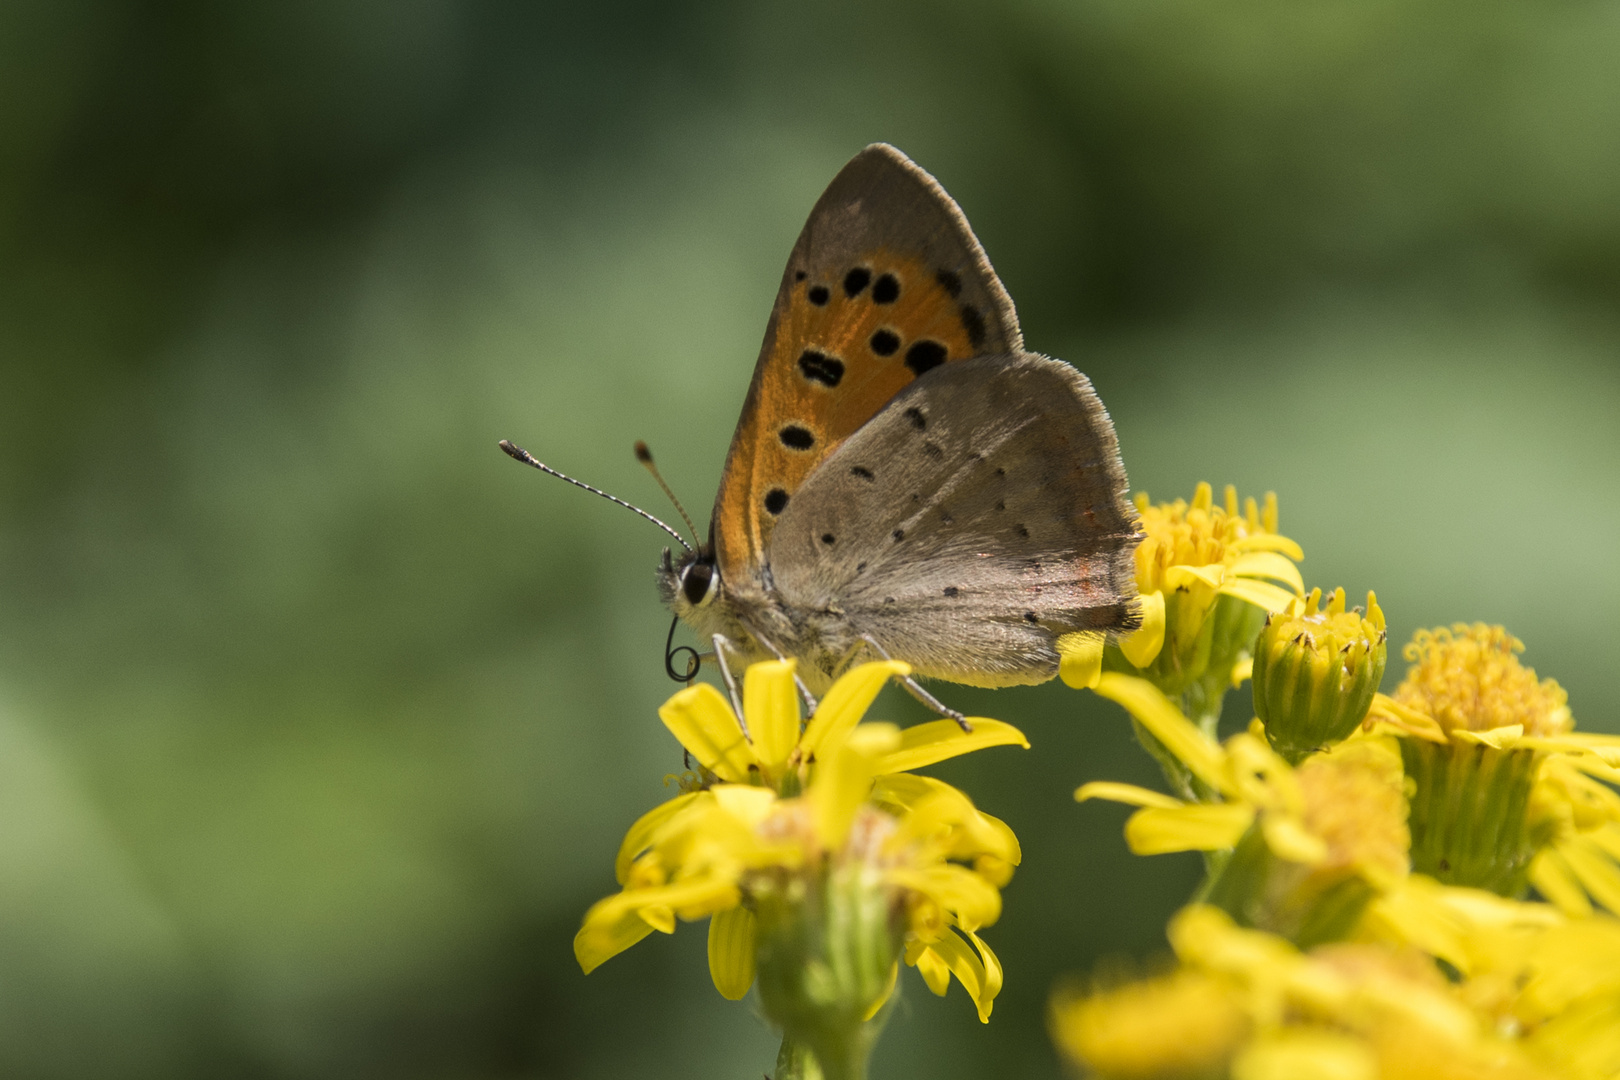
[1125,803,1255,854]
[615,791,702,885]
[800,660,909,759]
[1119,590,1167,668]
[1167,563,1227,591]
[709,783,778,827]
[575,875,739,973]
[877,717,1029,774]
[1228,551,1305,593]
[1230,656,1254,688]
[639,904,675,934]
[1094,673,1232,795]
[1232,1030,1377,1080]
[877,775,1022,867]
[1560,835,1620,914]
[1359,880,1470,975]
[1218,576,1300,612]
[1074,781,1183,809]
[1365,693,1448,744]
[963,927,1003,1019]
[813,723,899,850]
[742,659,801,772]
[574,903,657,975]
[1168,904,1298,975]
[889,864,1003,931]
[926,927,995,1022]
[1230,533,1305,561]
[912,945,952,996]
[1057,631,1105,689]
[658,683,755,783]
[1261,816,1328,865]
[1531,849,1594,918]
[707,905,757,1000]
[1453,724,1525,749]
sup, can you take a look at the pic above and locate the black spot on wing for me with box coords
[869,329,900,356]
[905,340,947,375]
[903,407,926,430]
[1024,611,1039,623]
[794,270,807,281]
[798,350,844,387]
[960,303,986,349]
[872,273,900,304]
[936,269,963,297]
[821,533,836,545]
[1015,524,1029,538]
[765,489,789,515]
[808,284,830,306]
[850,465,874,480]
[892,528,905,541]
[779,425,815,450]
[922,441,944,461]
[943,586,960,597]
[843,267,871,297]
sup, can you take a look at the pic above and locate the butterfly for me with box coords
[654,144,1141,717]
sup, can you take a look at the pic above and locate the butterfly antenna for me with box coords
[498,440,692,552]
[633,441,700,546]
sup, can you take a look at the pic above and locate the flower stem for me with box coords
[775,1037,825,1080]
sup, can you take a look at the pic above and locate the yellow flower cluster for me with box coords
[1053,903,1620,1080]
[1062,482,1620,1080]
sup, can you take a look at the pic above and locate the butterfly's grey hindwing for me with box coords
[766,353,1140,688]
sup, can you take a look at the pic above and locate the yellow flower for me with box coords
[1080,673,1408,945]
[1366,625,1620,904]
[1387,625,1569,739]
[1073,484,1303,706]
[577,660,1026,1031]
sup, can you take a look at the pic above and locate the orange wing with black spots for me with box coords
[713,144,1023,585]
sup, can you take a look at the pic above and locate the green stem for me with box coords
[775,1037,826,1080]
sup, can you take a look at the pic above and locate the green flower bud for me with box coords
[1253,588,1387,764]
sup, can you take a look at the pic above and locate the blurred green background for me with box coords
[1,1,1617,1076]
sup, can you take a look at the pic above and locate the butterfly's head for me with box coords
[659,544,721,617]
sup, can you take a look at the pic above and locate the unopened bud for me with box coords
[1253,589,1387,764]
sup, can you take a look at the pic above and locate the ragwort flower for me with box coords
[1068,484,1302,724]
[1366,624,1620,905]
[576,660,1027,1079]
[1080,673,1408,946]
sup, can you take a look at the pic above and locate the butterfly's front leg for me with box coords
[854,634,970,731]
[710,634,751,738]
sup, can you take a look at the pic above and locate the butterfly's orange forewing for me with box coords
[713,147,1022,584]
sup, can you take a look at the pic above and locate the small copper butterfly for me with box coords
[507,144,1141,719]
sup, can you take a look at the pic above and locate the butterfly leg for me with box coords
[856,634,971,731]
[710,634,751,739]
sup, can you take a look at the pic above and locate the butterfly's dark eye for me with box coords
[680,561,718,607]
